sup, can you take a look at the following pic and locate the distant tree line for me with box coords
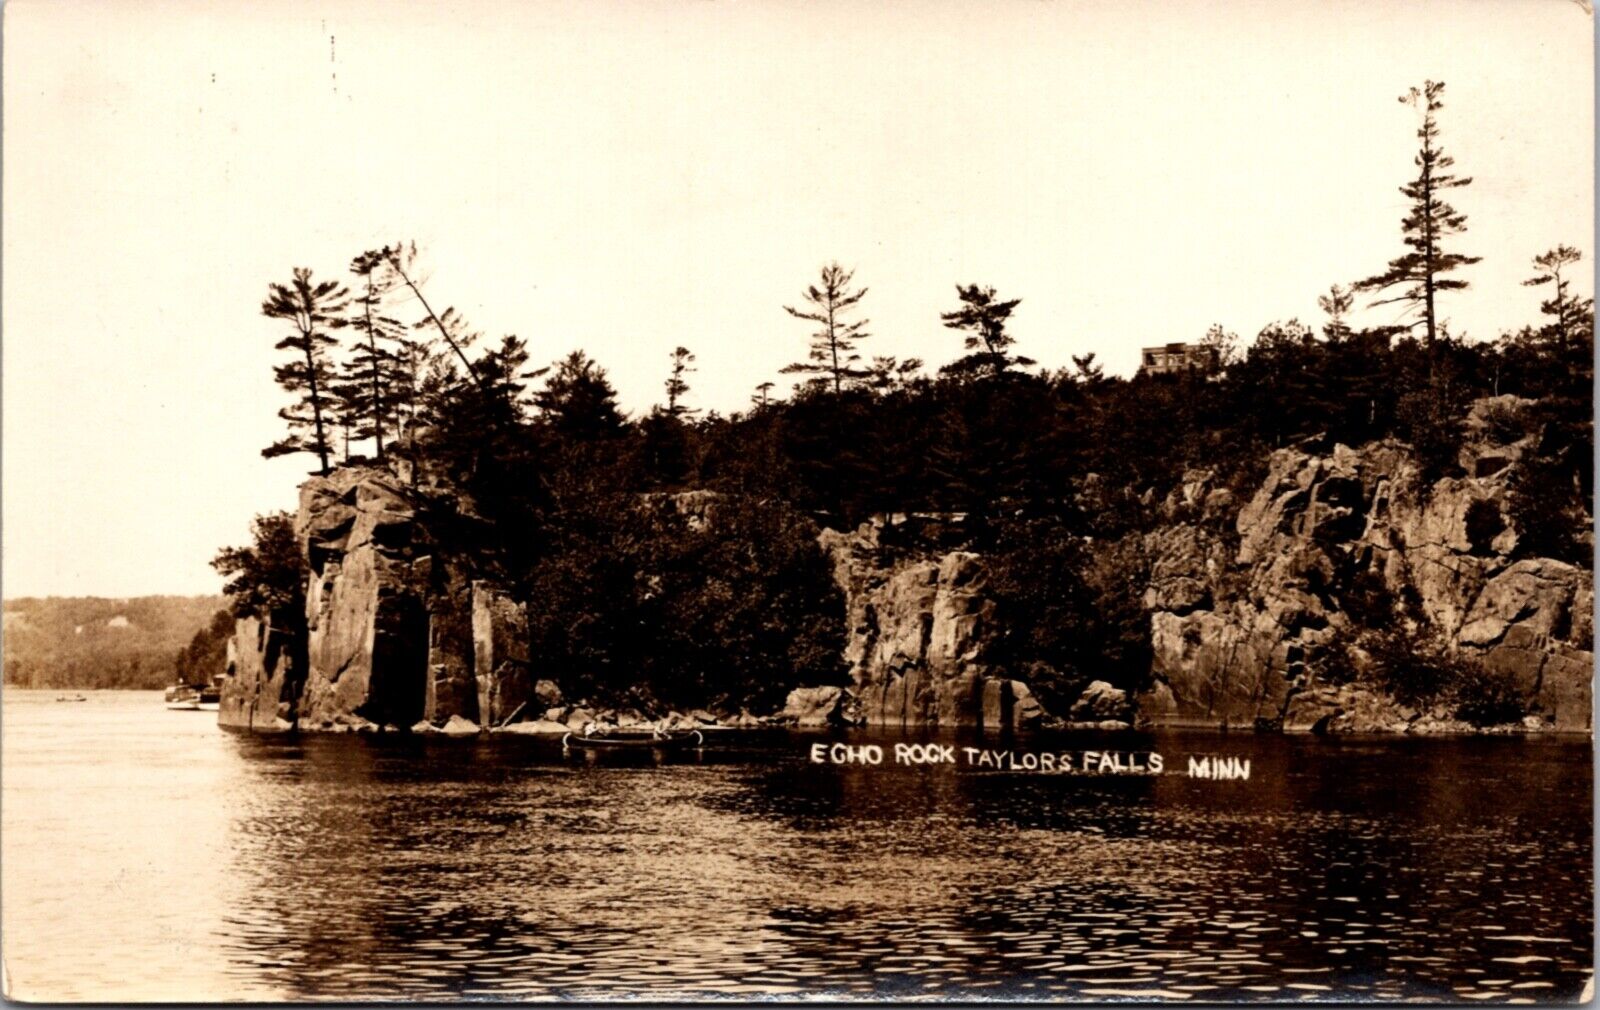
[2,596,228,689]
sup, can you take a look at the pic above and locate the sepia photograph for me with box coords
[1,0,1594,1002]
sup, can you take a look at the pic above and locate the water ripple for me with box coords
[2,692,1592,1001]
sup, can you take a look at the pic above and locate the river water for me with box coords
[1,689,1591,1001]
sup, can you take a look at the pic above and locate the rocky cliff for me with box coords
[217,615,301,731]
[1136,397,1593,733]
[222,398,1591,735]
[815,520,1047,730]
[801,397,1590,735]
[220,467,532,733]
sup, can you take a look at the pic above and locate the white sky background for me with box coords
[2,0,1592,598]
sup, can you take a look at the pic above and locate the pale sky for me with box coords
[2,0,1592,598]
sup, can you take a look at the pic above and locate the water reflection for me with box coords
[212,725,1591,1001]
[0,693,1588,1001]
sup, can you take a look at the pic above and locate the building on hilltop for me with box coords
[1139,342,1218,375]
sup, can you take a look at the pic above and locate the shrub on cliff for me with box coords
[1338,568,1401,630]
[1507,401,1592,566]
[1356,625,1454,705]
[1479,400,1532,446]
[1395,384,1466,483]
[1450,664,1526,727]
[212,512,307,628]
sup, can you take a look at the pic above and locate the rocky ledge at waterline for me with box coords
[221,395,1592,736]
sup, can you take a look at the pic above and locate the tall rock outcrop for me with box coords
[220,466,524,732]
[423,578,478,726]
[295,470,434,729]
[1137,402,1592,732]
[217,615,302,731]
[818,519,1034,729]
[472,582,533,728]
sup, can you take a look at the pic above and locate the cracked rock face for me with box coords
[472,582,532,728]
[222,466,527,733]
[298,470,432,729]
[1460,561,1593,731]
[1137,412,1592,731]
[819,523,1022,729]
[424,583,477,726]
[218,616,302,731]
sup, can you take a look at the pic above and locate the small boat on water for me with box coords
[197,679,222,712]
[54,694,87,703]
[562,729,704,751]
[165,675,223,711]
[164,684,202,711]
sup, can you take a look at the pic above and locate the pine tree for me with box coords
[261,268,351,474]
[1523,245,1593,348]
[1070,352,1105,385]
[752,381,775,409]
[381,242,485,391]
[340,249,413,458]
[325,377,361,465]
[389,334,444,440]
[865,355,923,391]
[1356,80,1480,348]
[939,284,1032,377]
[534,351,627,440]
[1317,284,1355,342]
[665,346,697,417]
[781,263,871,394]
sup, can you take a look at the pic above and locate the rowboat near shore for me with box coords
[562,728,704,752]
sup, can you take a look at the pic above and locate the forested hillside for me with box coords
[3,596,229,689]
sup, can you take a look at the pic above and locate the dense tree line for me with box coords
[2,596,228,689]
[229,79,1592,709]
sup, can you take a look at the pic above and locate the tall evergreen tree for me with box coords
[381,242,485,391]
[1523,245,1592,348]
[1317,283,1355,342]
[1070,352,1105,386]
[341,249,412,458]
[535,351,627,440]
[664,346,697,417]
[1356,80,1480,348]
[939,284,1032,377]
[781,263,871,394]
[261,268,351,474]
